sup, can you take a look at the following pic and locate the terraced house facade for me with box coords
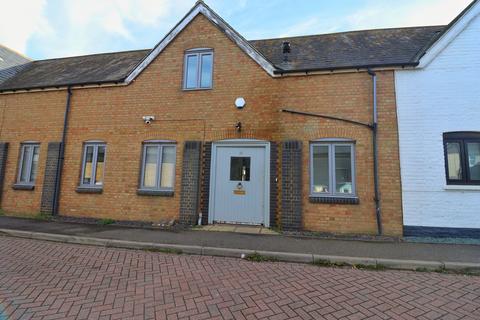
[0,2,450,236]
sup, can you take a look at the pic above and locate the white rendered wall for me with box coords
[395,13,480,228]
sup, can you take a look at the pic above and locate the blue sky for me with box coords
[0,0,472,60]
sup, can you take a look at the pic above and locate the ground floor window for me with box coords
[444,132,480,185]
[80,142,106,188]
[310,140,356,197]
[140,142,176,191]
[17,143,40,186]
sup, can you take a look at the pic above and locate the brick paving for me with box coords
[0,236,479,320]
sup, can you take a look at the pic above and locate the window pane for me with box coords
[95,146,105,185]
[30,146,40,183]
[160,146,176,188]
[446,142,462,180]
[83,146,94,185]
[185,55,198,89]
[467,142,480,181]
[335,145,353,194]
[230,157,251,181]
[312,145,329,193]
[143,146,158,188]
[200,54,213,88]
[19,146,31,183]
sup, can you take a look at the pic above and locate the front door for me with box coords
[211,145,267,225]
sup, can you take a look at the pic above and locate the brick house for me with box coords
[0,2,444,236]
[396,0,480,238]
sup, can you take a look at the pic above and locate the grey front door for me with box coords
[212,146,266,225]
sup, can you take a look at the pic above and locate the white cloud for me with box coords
[0,0,52,55]
[277,0,472,38]
[46,0,192,57]
[345,0,473,30]
[279,17,338,38]
[0,0,475,59]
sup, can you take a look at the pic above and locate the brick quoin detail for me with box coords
[281,141,302,231]
[0,142,9,205]
[179,141,202,225]
[40,142,61,214]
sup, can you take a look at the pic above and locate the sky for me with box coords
[0,0,473,60]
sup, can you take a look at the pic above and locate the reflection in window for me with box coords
[80,143,106,187]
[444,132,480,185]
[312,146,329,193]
[311,142,355,197]
[446,142,462,180]
[17,144,40,185]
[141,144,176,190]
[183,49,213,89]
[467,142,480,181]
[230,157,250,181]
[335,145,353,194]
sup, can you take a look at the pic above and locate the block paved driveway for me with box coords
[0,236,479,320]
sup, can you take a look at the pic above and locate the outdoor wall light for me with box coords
[235,97,246,109]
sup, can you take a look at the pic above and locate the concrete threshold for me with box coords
[1,228,479,273]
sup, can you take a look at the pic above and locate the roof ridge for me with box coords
[0,44,31,61]
[249,25,446,42]
[30,49,151,63]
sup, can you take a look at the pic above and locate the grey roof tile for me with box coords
[0,26,444,91]
[0,44,31,83]
[0,49,150,91]
[249,26,444,73]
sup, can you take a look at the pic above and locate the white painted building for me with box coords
[395,0,480,235]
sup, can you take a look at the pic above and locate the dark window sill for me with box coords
[12,184,35,191]
[76,187,103,194]
[309,196,359,205]
[137,189,174,197]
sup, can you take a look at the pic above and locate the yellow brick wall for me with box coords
[0,15,403,236]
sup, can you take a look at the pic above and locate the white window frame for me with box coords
[80,142,107,188]
[139,142,177,191]
[310,140,356,198]
[183,48,214,90]
[17,143,40,185]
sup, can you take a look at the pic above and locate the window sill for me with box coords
[309,196,359,205]
[444,185,480,191]
[12,184,35,191]
[182,87,212,92]
[137,189,174,197]
[76,187,103,194]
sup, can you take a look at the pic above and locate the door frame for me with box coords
[208,139,270,227]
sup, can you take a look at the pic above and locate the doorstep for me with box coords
[194,224,279,235]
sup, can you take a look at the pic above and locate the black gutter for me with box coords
[367,69,382,236]
[274,62,418,75]
[52,86,72,216]
[0,79,124,94]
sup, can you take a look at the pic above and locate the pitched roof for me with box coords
[250,26,444,73]
[0,44,31,83]
[0,49,150,91]
[0,0,451,92]
[414,0,479,67]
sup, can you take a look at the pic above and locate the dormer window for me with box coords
[183,48,213,90]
